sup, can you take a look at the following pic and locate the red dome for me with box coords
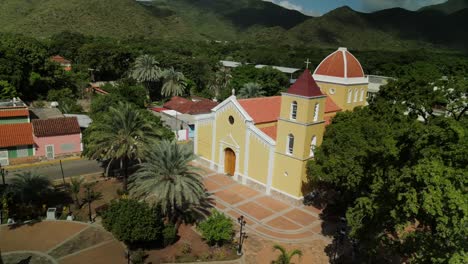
[314,48,364,78]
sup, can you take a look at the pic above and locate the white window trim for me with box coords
[0,149,9,166]
[310,136,317,157]
[286,134,294,155]
[354,89,358,102]
[290,101,297,120]
[347,89,352,103]
[45,144,55,159]
[313,103,320,122]
[16,146,29,158]
[360,88,365,102]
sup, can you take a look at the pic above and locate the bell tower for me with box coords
[272,70,326,199]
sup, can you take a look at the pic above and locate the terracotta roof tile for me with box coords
[238,96,281,124]
[0,123,34,148]
[325,97,341,113]
[0,109,29,118]
[286,70,324,97]
[163,96,217,115]
[314,48,364,78]
[259,125,278,140]
[32,117,81,137]
[50,55,71,65]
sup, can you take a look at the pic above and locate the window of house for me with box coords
[290,101,297,120]
[360,88,365,101]
[354,89,358,102]
[287,134,294,155]
[310,136,317,157]
[61,143,76,152]
[313,103,320,122]
[0,150,8,166]
[16,146,29,158]
[347,89,352,103]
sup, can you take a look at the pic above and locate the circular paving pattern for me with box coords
[0,221,126,264]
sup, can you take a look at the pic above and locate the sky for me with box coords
[263,0,448,16]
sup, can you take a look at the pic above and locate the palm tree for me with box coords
[129,54,163,97]
[83,102,161,192]
[272,244,303,264]
[8,172,51,207]
[161,67,186,97]
[69,177,84,208]
[130,140,209,229]
[238,82,265,99]
[209,66,232,99]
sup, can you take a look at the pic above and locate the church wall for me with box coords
[195,121,213,160]
[272,153,306,198]
[213,103,248,174]
[279,94,326,124]
[318,82,368,111]
[246,133,270,184]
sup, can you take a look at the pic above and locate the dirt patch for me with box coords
[49,226,114,259]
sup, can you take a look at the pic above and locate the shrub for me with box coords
[101,199,164,244]
[181,241,192,255]
[197,210,234,246]
[130,249,147,264]
[163,224,178,246]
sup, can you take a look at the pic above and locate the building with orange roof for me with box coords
[50,55,72,71]
[194,48,367,201]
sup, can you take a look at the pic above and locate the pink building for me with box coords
[32,117,82,159]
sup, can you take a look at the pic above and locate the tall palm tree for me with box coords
[272,244,303,264]
[161,67,186,97]
[130,140,209,228]
[237,82,265,99]
[83,102,161,192]
[69,177,84,208]
[129,54,163,97]
[210,67,232,99]
[8,172,51,207]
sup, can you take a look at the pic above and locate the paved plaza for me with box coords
[199,165,330,244]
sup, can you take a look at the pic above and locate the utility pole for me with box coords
[0,165,7,185]
[59,160,66,185]
[237,215,247,255]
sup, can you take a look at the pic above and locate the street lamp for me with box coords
[237,215,247,256]
[0,165,8,185]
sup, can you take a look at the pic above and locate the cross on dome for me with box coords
[304,58,311,69]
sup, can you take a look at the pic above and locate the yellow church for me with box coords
[194,47,368,201]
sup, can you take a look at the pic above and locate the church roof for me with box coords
[260,125,278,140]
[238,96,281,124]
[325,97,341,113]
[286,70,324,97]
[314,47,364,78]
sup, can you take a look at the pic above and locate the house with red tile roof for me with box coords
[0,98,36,165]
[50,55,72,71]
[193,48,367,201]
[32,117,82,160]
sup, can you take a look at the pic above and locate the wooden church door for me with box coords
[224,148,236,176]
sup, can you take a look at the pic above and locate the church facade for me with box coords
[194,48,368,201]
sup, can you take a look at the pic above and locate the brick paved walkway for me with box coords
[199,165,330,244]
[0,221,126,264]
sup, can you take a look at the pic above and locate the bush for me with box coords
[162,224,178,246]
[130,249,147,264]
[197,210,234,246]
[101,199,164,244]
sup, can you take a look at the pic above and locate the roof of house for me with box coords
[32,117,81,137]
[29,108,63,120]
[238,96,282,124]
[260,125,278,140]
[163,96,218,115]
[255,65,300,74]
[50,55,71,65]
[64,114,92,128]
[286,70,324,97]
[0,109,29,118]
[0,123,34,148]
[314,47,364,78]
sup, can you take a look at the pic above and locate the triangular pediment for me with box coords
[219,133,240,148]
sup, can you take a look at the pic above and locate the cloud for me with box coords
[360,0,447,12]
[263,0,321,16]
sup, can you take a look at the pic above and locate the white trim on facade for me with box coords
[266,147,275,195]
[243,129,251,184]
[313,74,369,85]
[211,95,253,122]
[210,112,217,170]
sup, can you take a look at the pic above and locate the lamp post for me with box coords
[0,165,7,185]
[237,215,247,256]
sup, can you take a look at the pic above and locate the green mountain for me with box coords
[419,0,468,14]
[0,0,466,51]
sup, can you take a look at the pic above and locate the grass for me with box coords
[1,252,54,264]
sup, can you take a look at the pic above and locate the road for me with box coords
[4,159,103,183]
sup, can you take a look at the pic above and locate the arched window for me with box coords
[287,134,294,155]
[347,89,352,103]
[313,103,320,122]
[290,101,297,120]
[360,88,365,102]
[310,136,317,157]
[354,89,358,102]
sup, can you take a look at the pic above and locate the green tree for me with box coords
[130,140,209,229]
[102,199,164,244]
[197,210,234,246]
[8,172,51,207]
[161,67,186,97]
[129,54,163,97]
[271,244,303,264]
[237,82,265,99]
[83,102,162,191]
[0,80,18,99]
[69,177,84,208]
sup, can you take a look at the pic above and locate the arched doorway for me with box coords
[224,148,236,176]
